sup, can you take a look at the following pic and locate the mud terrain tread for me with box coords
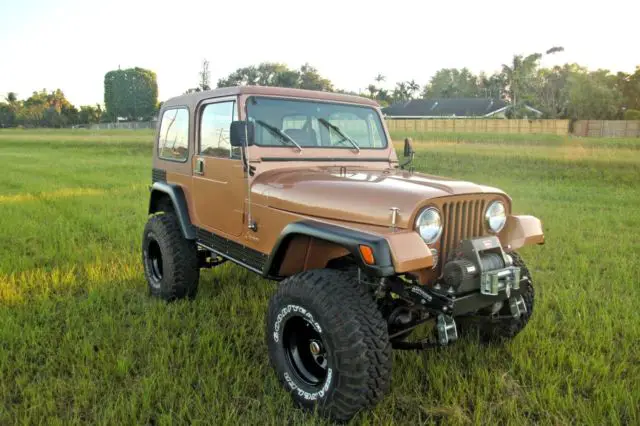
[142,213,199,300]
[266,269,391,421]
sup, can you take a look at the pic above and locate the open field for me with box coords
[1,129,639,425]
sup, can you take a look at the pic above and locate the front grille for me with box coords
[440,199,487,266]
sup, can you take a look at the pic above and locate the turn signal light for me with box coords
[359,245,375,265]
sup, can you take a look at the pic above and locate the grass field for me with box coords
[1,128,639,425]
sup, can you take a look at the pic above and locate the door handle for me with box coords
[194,158,205,175]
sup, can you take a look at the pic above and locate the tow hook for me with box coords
[509,295,527,318]
[436,314,458,346]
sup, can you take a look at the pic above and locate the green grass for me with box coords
[1,129,639,425]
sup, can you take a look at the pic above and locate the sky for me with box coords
[1,0,638,106]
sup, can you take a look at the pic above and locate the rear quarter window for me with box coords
[158,108,189,162]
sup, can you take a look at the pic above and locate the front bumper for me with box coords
[452,286,521,315]
[429,235,525,316]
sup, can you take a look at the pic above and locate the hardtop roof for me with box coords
[162,86,380,109]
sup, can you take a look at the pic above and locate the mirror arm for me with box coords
[399,152,414,171]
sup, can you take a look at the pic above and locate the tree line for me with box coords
[0,67,160,128]
[1,53,639,128]
[203,51,640,120]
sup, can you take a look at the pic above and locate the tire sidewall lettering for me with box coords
[283,368,333,401]
[272,304,322,343]
[272,304,331,401]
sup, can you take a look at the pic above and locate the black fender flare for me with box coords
[263,220,396,279]
[148,182,196,240]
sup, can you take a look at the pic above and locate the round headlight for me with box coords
[415,207,443,244]
[485,201,506,233]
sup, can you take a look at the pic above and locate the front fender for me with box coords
[264,220,396,279]
[498,215,544,251]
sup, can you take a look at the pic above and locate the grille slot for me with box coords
[440,199,487,267]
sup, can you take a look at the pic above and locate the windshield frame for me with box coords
[244,95,389,151]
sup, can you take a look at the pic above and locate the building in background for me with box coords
[382,98,543,119]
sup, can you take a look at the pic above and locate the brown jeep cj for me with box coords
[142,86,544,421]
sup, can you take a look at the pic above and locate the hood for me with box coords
[252,166,506,228]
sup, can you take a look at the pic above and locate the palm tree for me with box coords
[502,46,564,115]
[366,84,378,99]
[374,73,386,84]
[393,82,410,102]
[502,53,542,108]
[407,80,420,98]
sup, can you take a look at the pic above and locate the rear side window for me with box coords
[158,108,189,162]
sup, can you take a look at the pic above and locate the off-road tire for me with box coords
[142,213,199,301]
[458,252,534,342]
[266,269,392,422]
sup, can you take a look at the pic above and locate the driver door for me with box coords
[191,98,245,236]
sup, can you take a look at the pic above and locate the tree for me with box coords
[0,103,16,127]
[407,80,420,98]
[366,84,378,99]
[0,92,19,127]
[104,67,159,121]
[16,89,78,127]
[374,73,386,84]
[216,62,333,91]
[624,109,640,120]
[620,66,640,110]
[299,63,333,91]
[532,64,578,118]
[199,59,211,91]
[478,72,506,99]
[501,53,542,110]
[392,82,411,102]
[501,47,564,117]
[78,104,102,125]
[566,70,623,120]
[422,68,481,98]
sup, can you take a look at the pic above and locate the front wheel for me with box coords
[266,269,391,422]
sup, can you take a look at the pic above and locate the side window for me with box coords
[200,101,237,158]
[158,108,189,162]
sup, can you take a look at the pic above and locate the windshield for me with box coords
[246,96,388,149]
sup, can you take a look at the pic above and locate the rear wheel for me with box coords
[142,213,199,301]
[266,269,391,422]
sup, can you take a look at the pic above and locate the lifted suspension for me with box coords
[377,277,459,350]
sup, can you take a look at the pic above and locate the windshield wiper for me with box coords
[254,120,303,152]
[318,118,360,153]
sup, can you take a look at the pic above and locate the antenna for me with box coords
[244,120,257,231]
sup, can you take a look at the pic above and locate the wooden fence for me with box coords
[385,118,570,135]
[572,120,640,137]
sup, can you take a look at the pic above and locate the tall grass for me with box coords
[0,129,638,425]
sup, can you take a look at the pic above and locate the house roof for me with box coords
[381,98,510,117]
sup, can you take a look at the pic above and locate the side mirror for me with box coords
[230,120,254,147]
[403,137,414,157]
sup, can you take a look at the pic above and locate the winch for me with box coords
[441,236,521,297]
